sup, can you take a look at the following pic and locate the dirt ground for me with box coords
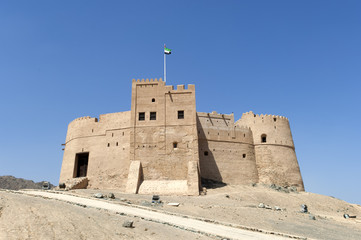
[71,185,361,240]
[0,190,211,240]
[0,185,360,240]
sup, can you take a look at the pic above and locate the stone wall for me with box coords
[60,111,131,191]
[128,79,200,194]
[236,111,304,190]
[197,112,259,185]
[60,80,305,195]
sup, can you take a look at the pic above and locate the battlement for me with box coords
[239,111,289,123]
[164,84,195,92]
[132,78,195,92]
[70,116,98,124]
[132,78,164,84]
[198,111,234,120]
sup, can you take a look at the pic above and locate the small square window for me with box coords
[204,151,209,156]
[173,142,178,149]
[139,112,145,121]
[178,110,184,119]
[243,154,246,158]
[150,112,156,120]
[152,98,155,102]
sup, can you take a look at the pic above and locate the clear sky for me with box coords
[1,1,360,204]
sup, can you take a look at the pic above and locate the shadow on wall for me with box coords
[197,115,225,189]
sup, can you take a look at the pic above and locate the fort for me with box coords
[60,78,304,195]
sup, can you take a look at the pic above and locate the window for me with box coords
[204,151,209,156]
[139,112,145,121]
[178,110,184,119]
[173,142,178,149]
[243,154,246,158]
[152,98,155,102]
[150,112,156,120]
[261,134,267,143]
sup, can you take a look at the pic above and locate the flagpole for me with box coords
[164,49,166,82]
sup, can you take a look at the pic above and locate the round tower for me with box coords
[236,111,304,191]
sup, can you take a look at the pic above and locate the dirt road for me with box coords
[22,190,289,240]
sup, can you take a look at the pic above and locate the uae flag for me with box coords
[164,45,171,55]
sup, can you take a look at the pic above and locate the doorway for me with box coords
[74,153,89,178]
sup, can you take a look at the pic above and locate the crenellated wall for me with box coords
[197,111,259,185]
[60,111,131,190]
[127,78,199,195]
[236,111,304,190]
[60,80,304,194]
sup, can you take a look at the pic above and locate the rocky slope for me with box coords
[0,175,54,190]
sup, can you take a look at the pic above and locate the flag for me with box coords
[164,45,171,55]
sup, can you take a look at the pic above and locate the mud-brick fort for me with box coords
[60,78,304,195]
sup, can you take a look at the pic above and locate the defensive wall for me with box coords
[60,79,304,195]
[236,111,304,190]
[60,111,132,190]
[197,111,259,185]
[127,78,199,195]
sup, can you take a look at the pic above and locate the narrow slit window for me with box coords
[150,112,156,120]
[139,112,145,121]
[261,134,267,143]
[173,142,178,149]
[178,110,184,119]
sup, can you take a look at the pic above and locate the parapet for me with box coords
[132,78,195,92]
[197,111,234,120]
[69,116,98,124]
[237,111,290,126]
[132,78,164,84]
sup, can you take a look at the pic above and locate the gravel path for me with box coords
[22,190,289,240]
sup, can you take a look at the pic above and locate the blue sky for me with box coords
[0,1,360,204]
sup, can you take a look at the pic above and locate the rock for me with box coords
[265,205,272,210]
[309,214,316,220]
[167,203,180,207]
[258,203,265,208]
[274,206,282,211]
[122,220,134,228]
[94,193,104,198]
[300,204,308,213]
[225,194,230,198]
[120,198,126,201]
[108,193,115,199]
[344,214,357,219]
[59,183,66,189]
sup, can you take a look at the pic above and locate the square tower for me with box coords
[126,78,200,195]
